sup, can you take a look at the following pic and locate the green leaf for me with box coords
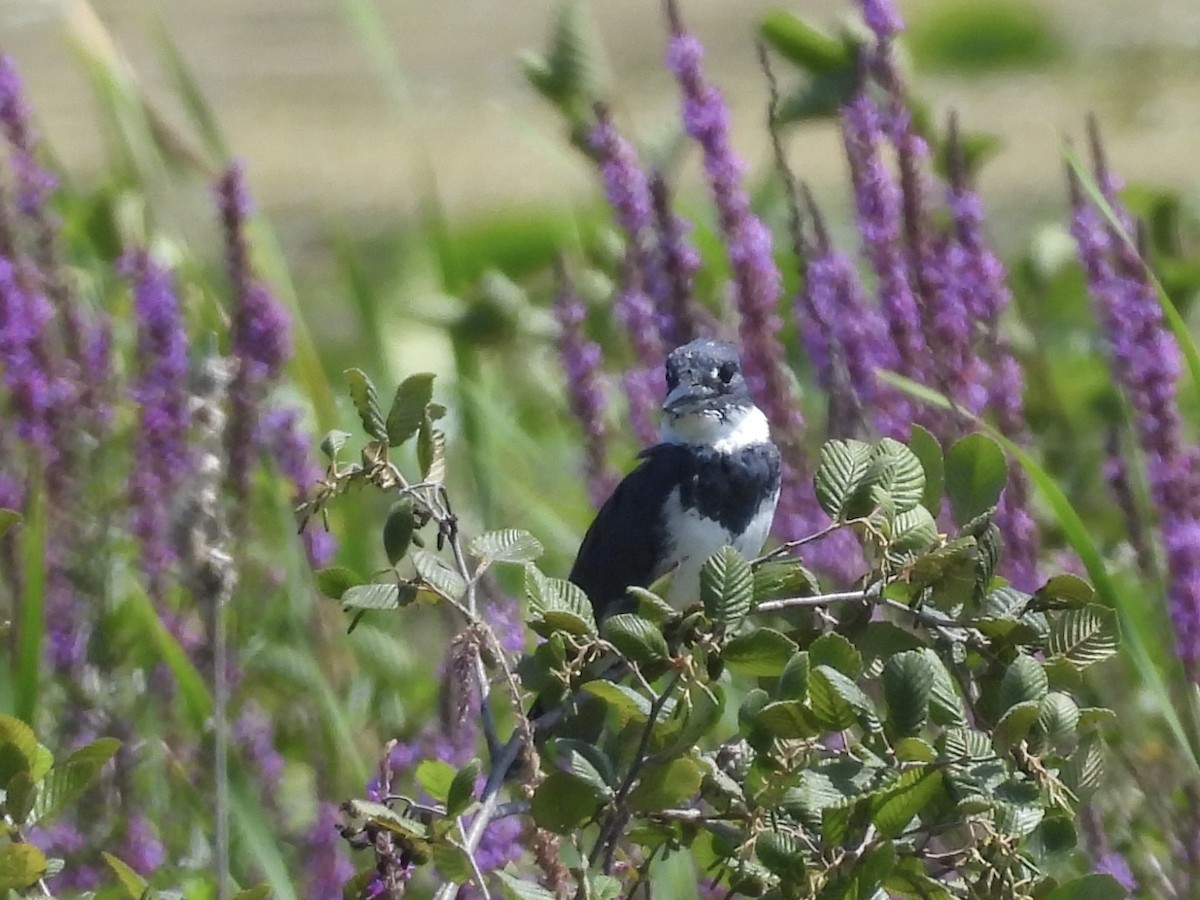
[496,870,559,900]
[468,529,544,565]
[386,372,435,447]
[415,759,456,803]
[525,566,596,636]
[344,368,387,441]
[33,737,122,825]
[890,504,939,555]
[814,438,873,520]
[432,841,475,884]
[601,614,669,663]
[755,829,808,881]
[756,700,820,739]
[760,10,851,74]
[994,700,1043,749]
[583,681,653,727]
[907,425,944,514]
[319,429,351,459]
[15,484,44,726]
[701,546,754,627]
[752,559,820,604]
[882,651,935,737]
[894,737,936,763]
[1046,606,1120,667]
[0,508,21,538]
[921,649,967,727]
[1062,734,1104,799]
[999,654,1049,712]
[776,651,810,701]
[233,887,272,900]
[341,582,412,611]
[0,844,47,892]
[103,851,148,898]
[885,856,955,899]
[871,437,926,515]
[382,497,415,565]
[531,769,604,833]
[0,715,38,789]
[870,768,945,838]
[809,633,863,679]
[6,771,36,825]
[1038,692,1081,746]
[315,566,364,600]
[1032,574,1095,610]
[629,586,676,624]
[1045,874,1128,900]
[446,759,482,817]
[628,757,703,812]
[809,665,877,732]
[551,741,613,794]
[944,433,1007,526]
[412,549,468,601]
[722,628,798,677]
[417,419,447,483]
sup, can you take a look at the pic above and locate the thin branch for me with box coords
[754,586,879,614]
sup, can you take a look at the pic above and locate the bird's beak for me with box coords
[663,380,717,414]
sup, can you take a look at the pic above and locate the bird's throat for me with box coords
[660,404,770,453]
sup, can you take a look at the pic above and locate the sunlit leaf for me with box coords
[701,546,753,627]
[344,368,387,441]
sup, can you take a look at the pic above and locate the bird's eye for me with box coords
[717,362,736,384]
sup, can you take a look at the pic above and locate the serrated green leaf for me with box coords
[777,651,810,701]
[920,649,967,727]
[809,665,877,731]
[1046,606,1120,667]
[994,700,1043,749]
[554,742,612,795]
[872,437,926,515]
[341,582,411,611]
[315,566,364,600]
[870,768,945,838]
[386,373,435,447]
[468,529,544,565]
[944,433,1007,526]
[583,681,653,727]
[6,771,35,825]
[446,759,481,817]
[382,497,415,565]
[722,628,797,676]
[891,504,939,555]
[432,841,474,884]
[1032,574,1095,610]
[628,586,676,624]
[1036,696,1084,748]
[319,429,351,459]
[417,418,447,483]
[701,546,753,626]
[33,737,121,825]
[752,559,820,604]
[809,632,863,679]
[1062,734,1104,799]
[907,424,944,514]
[601,614,668,663]
[628,757,703,812]
[344,368,387,441]
[526,567,596,636]
[999,654,1049,713]
[1077,707,1118,732]
[756,700,820,739]
[496,870,559,900]
[815,438,874,520]
[882,651,935,737]
[894,737,936,763]
[415,758,456,803]
[412,549,468,601]
[103,852,147,898]
[756,829,808,881]
[531,769,604,833]
[885,856,955,898]
[0,715,38,789]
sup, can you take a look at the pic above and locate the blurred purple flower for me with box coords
[234,702,286,795]
[0,257,63,460]
[622,364,662,448]
[0,55,57,218]
[302,802,356,899]
[121,815,166,875]
[553,262,618,505]
[216,162,293,499]
[856,0,904,43]
[1095,851,1137,892]
[122,249,191,597]
[259,406,337,566]
[649,173,704,345]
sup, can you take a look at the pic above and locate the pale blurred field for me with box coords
[2,0,1200,247]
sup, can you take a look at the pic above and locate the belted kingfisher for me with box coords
[570,339,782,619]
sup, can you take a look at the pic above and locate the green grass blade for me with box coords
[230,769,300,900]
[125,587,213,728]
[15,484,45,726]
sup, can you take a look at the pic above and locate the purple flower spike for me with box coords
[302,803,355,899]
[259,406,337,566]
[553,261,618,506]
[0,56,57,218]
[216,162,293,498]
[0,257,62,460]
[122,249,191,597]
[856,0,905,44]
[664,2,806,467]
[841,93,926,429]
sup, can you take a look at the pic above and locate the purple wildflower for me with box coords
[622,364,662,448]
[0,56,57,218]
[234,702,286,795]
[0,257,62,458]
[301,802,355,899]
[553,261,618,505]
[121,815,166,876]
[841,93,926,430]
[1095,851,1137,892]
[1069,135,1200,673]
[259,406,337,566]
[216,162,293,498]
[122,250,191,596]
[856,0,904,44]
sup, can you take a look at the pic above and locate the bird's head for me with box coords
[660,339,769,450]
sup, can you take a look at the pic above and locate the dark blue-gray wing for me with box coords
[568,445,690,620]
